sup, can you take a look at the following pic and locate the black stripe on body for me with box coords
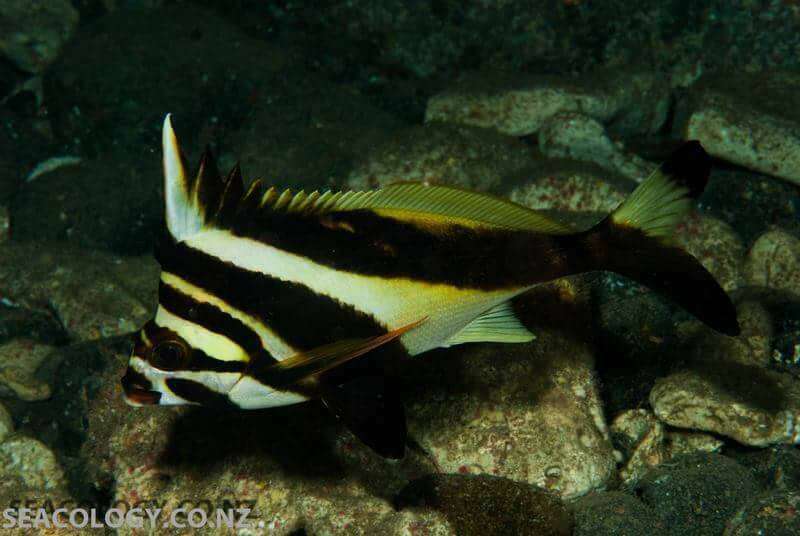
[156,236,392,351]
[155,235,408,391]
[224,208,582,290]
[165,378,237,408]
[157,281,271,362]
[142,322,247,373]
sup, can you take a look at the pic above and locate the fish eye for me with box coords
[150,340,190,371]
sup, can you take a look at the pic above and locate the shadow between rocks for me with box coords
[157,402,346,481]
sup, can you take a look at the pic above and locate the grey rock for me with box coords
[0,0,79,73]
[573,491,667,536]
[634,454,760,536]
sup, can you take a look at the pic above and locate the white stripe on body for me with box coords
[186,229,524,356]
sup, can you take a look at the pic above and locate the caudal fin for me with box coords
[585,141,740,336]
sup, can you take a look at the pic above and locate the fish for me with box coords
[121,114,740,459]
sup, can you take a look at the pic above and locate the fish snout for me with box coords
[121,367,162,406]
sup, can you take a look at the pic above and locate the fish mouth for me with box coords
[121,368,161,406]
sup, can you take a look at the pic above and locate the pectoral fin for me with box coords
[321,375,407,459]
[257,317,426,388]
[444,301,535,347]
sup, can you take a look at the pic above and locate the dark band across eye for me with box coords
[150,340,190,370]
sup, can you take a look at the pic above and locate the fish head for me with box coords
[121,315,246,407]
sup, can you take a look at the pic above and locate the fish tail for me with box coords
[582,141,740,336]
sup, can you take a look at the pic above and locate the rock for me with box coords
[10,151,162,255]
[676,298,774,370]
[538,113,654,182]
[395,474,572,536]
[610,409,667,484]
[0,339,53,401]
[610,409,724,485]
[0,401,12,441]
[345,123,532,192]
[665,430,723,457]
[0,204,8,243]
[406,281,616,499]
[31,336,452,536]
[0,242,158,341]
[572,491,667,536]
[0,0,79,73]
[734,446,800,492]
[508,166,628,214]
[725,491,800,536]
[745,230,800,298]
[674,212,745,293]
[229,76,403,192]
[677,71,800,185]
[44,4,287,156]
[0,435,72,508]
[426,69,669,138]
[634,453,760,536]
[650,364,800,447]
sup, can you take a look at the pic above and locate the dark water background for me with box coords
[1,1,800,535]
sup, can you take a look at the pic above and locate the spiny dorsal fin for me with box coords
[162,114,228,241]
[255,182,572,233]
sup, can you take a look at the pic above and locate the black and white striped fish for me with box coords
[121,114,740,458]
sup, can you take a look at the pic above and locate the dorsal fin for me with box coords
[163,114,570,235]
[255,182,573,233]
[162,114,227,241]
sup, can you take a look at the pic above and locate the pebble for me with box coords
[346,122,534,192]
[0,339,53,401]
[426,69,669,137]
[634,453,760,536]
[538,112,654,182]
[745,229,800,297]
[650,366,800,447]
[0,401,12,442]
[0,0,79,73]
[678,71,800,186]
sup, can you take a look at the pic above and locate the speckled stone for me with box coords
[611,409,725,485]
[0,0,79,73]
[426,69,669,137]
[573,491,667,536]
[346,122,533,192]
[634,454,760,536]
[678,71,800,186]
[0,242,158,341]
[745,230,800,297]
[674,212,746,293]
[650,366,800,447]
[0,339,53,401]
[0,435,72,508]
[538,112,654,182]
[509,172,627,214]
[406,282,616,499]
[610,409,667,484]
[725,491,800,536]
[0,401,12,442]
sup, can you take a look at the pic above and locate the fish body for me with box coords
[122,115,740,458]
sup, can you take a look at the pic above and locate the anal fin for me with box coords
[321,375,407,459]
[445,301,535,347]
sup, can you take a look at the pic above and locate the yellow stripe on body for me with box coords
[185,229,523,356]
[154,306,247,363]
[161,272,297,361]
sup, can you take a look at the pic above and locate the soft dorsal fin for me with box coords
[258,182,573,234]
[444,300,535,347]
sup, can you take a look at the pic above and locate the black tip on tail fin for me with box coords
[587,141,740,336]
[660,140,711,199]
